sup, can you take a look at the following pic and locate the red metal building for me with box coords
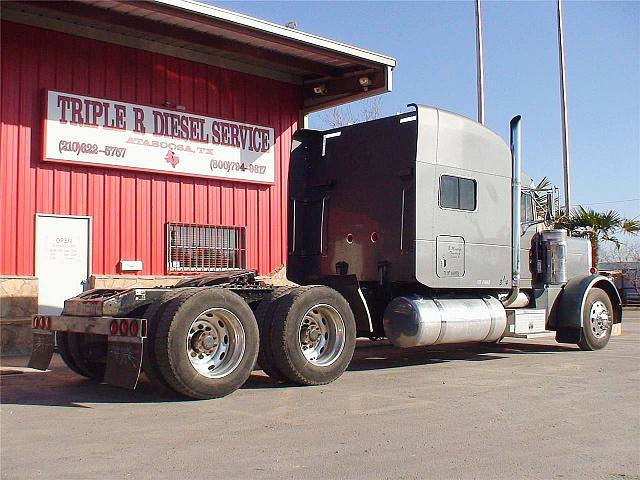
[0,0,394,353]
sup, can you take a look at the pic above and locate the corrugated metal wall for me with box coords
[1,21,300,277]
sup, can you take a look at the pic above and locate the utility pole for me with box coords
[475,0,485,125]
[557,0,571,213]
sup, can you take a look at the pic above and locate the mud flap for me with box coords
[612,323,622,336]
[104,336,144,389]
[319,274,374,335]
[28,331,55,370]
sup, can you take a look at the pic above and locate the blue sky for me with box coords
[216,1,639,221]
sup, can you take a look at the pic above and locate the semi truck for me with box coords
[29,105,622,399]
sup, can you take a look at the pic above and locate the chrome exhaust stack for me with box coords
[503,115,522,307]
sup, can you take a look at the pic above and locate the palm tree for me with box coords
[530,176,555,219]
[555,206,640,266]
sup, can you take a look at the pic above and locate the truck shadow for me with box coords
[345,339,578,372]
[0,340,578,406]
[239,340,578,389]
[0,371,187,407]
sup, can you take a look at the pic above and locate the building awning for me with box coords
[1,0,395,113]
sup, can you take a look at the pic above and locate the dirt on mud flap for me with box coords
[103,336,144,389]
[27,330,55,371]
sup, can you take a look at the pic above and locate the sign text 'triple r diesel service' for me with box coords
[44,90,275,184]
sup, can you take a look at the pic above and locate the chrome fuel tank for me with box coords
[541,229,568,285]
[383,295,507,348]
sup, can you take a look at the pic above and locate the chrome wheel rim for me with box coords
[298,304,345,367]
[589,300,610,339]
[185,308,245,378]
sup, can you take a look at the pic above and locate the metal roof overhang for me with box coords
[1,0,396,113]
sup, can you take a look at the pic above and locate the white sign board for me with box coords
[36,214,91,315]
[43,90,275,184]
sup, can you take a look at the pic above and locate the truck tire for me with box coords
[56,331,86,377]
[255,286,295,382]
[65,333,107,382]
[578,287,613,351]
[141,290,194,394]
[269,286,356,386]
[154,288,259,399]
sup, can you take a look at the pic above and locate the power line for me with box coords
[576,198,640,207]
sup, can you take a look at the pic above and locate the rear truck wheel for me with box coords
[56,331,86,377]
[254,286,295,381]
[268,286,356,386]
[62,332,107,382]
[141,289,196,394]
[154,288,259,399]
[578,287,613,351]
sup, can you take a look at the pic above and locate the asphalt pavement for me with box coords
[1,310,639,479]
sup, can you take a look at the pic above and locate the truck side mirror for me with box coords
[546,191,555,222]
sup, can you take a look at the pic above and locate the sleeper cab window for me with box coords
[439,175,477,211]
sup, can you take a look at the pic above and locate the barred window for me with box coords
[167,223,246,273]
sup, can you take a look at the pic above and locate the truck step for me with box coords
[503,330,555,340]
[504,308,549,338]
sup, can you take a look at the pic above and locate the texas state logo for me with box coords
[165,149,179,168]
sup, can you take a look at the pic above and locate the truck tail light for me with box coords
[110,320,119,335]
[129,320,139,337]
[590,267,597,274]
[119,319,128,336]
